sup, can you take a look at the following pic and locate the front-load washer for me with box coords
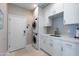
[32,18,38,33]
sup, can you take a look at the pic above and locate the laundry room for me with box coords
[1,3,79,56]
[0,3,48,56]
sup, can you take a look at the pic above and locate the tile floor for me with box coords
[6,45,48,56]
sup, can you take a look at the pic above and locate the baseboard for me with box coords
[40,48,51,56]
[0,52,7,56]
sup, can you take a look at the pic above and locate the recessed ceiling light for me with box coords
[34,4,37,8]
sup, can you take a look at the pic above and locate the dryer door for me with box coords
[33,35,37,44]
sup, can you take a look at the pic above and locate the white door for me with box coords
[8,14,27,52]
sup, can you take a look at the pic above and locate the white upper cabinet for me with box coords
[43,3,63,26]
[43,4,54,26]
[53,3,64,14]
[64,3,79,24]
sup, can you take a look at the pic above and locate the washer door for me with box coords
[32,21,36,29]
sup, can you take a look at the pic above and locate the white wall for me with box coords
[0,3,8,55]
[8,4,33,45]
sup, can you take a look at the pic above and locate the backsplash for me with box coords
[47,15,78,38]
[65,24,78,37]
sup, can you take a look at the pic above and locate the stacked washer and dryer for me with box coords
[32,17,39,49]
[32,7,39,49]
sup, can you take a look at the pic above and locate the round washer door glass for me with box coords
[32,21,36,29]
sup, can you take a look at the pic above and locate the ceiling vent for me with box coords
[38,3,50,8]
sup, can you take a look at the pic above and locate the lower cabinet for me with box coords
[40,35,79,56]
[40,35,62,56]
[39,35,47,51]
[52,39,62,56]
[46,38,53,55]
[52,40,79,56]
[39,35,53,55]
[62,41,79,56]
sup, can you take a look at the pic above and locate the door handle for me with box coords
[50,43,53,46]
[23,30,26,36]
[24,30,26,33]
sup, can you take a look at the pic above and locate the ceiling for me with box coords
[9,3,50,11]
[12,3,36,11]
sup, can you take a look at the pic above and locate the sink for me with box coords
[50,34,61,37]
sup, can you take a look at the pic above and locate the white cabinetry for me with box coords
[53,3,64,14]
[43,3,63,26]
[43,4,54,26]
[64,3,79,24]
[39,35,47,51]
[46,37,53,55]
[53,38,62,56]
[62,41,79,56]
[40,35,53,55]
[40,35,62,56]
[40,34,79,56]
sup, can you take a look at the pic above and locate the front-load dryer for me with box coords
[32,33,39,50]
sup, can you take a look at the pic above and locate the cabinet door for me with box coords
[43,4,54,26]
[64,3,79,24]
[46,38,53,55]
[62,41,76,56]
[54,3,64,14]
[75,44,79,56]
[39,35,44,49]
[40,35,47,50]
[53,39,62,56]
[39,35,54,55]
[42,36,53,55]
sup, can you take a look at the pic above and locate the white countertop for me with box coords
[40,34,79,44]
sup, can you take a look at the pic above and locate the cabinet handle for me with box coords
[50,43,53,46]
[66,44,72,47]
[61,47,63,51]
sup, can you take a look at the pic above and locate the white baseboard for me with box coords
[0,52,6,56]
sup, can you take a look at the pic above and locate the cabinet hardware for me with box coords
[66,44,72,47]
[61,47,63,51]
[50,43,53,46]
